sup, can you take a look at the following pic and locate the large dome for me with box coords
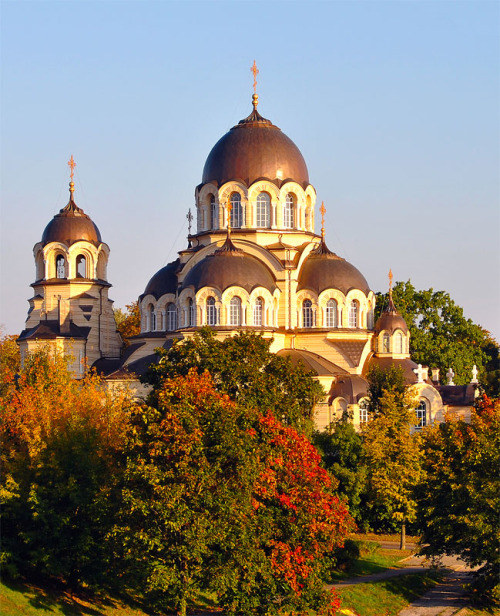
[202,104,309,188]
[182,240,276,294]
[41,182,101,246]
[298,242,370,296]
[142,259,179,299]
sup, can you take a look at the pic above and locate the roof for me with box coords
[142,259,179,299]
[18,320,91,341]
[277,348,349,376]
[298,248,370,295]
[364,355,420,384]
[328,374,369,405]
[202,105,309,188]
[436,384,477,406]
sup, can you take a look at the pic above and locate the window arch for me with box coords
[166,303,177,331]
[325,299,337,327]
[230,193,242,228]
[76,254,86,278]
[210,194,217,229]
[149,304,156,332]
[256,192,270,228]
[415,400,427,429]
[394,331,404,354]
[206,296,218,326]
[348,300,358,328]
[284,193,295,229]
[56,255,66,279]
[229,296,242,326]
[303,299,313,328]
[382,333,390,352]
[254,297,264,326]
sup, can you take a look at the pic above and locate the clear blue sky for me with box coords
[1,0,499,342]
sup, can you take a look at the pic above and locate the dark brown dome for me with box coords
[298,244,370,295]
[142,259,179,299]
[42,185,101,246]
[202,106,309,188]
[182,240,276,294]
[364,356,419,385]
[328,374,369,405]
[374,295,408,333]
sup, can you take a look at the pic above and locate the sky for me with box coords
[1,0,499,343]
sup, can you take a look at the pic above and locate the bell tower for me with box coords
[18,158,123,374]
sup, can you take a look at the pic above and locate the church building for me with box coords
[18,74,478,430]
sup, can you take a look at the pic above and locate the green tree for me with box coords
[313,418,369,528]
[143,328,324,433]
[367,364,406,414]
[0,348,133,586]
[0,330,20,395]
[363,383,423,547]
[417,395,500,604]
[375,281,496,389]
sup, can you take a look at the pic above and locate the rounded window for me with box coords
[303,299,313,328]
[284,193,295,229]
[256,192,270,228]
[230,193,242,228]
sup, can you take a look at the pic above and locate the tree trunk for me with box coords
[400,521,406,550]
[179,596,187,616]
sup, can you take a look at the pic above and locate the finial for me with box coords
[186,208,193,235]
[225,199,232,235]
[68,155,76,181]
[251,60,259,108]
[320,201,326,238]
[388,268,394,300]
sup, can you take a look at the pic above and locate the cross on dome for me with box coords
[68,155,76,180]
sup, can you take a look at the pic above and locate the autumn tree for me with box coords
[144,328,324,433]
[113,370,351,616]
[0,348,133,586]
[0,329,20,395]
[376,281,497,390]
[363,369,423,546]
[417,395,500,604]
[114,301,141,345]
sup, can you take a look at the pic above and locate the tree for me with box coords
[363,374,423,546]
[0,330,20,395]
[0,348,133,586]
[113,369,351,616]
[313,417,369,528]
[417,395,500,604]
[144,328,324,433]
[367,364,406,414]
[114,301,141,345]
[376,281,497,390]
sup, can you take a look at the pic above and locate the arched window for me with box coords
[359,399,369,424]
[348,300,358,328]
[149,304,156,332]
[254,297,264,326]
[188,298,196,326]
[303,299,313,328]
[210,194,217,229]
[229,296,242,326]
[325,299,337,327]
[383,333,390,352]
[394,331,403,354]
[206,296,218,326]
[256,192,270,228]
[76,254,86,278]
[284,193,295,229]
[230,193,242,228]
[415,400,427,429]
[56,255,66,279]
[166,303,177,331]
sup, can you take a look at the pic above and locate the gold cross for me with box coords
[320,201,326,238]
[186,208,193,235]
[67,155,76,180]
[389,269,393,291]
[251,60,259,94]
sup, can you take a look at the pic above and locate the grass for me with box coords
[349,532,419,544]
[335,571,443,616]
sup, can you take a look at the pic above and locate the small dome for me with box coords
[182,240,276,294]
[374,295,408,334]
[298,243,370,295]
[328,374,369,405]
[364,356,419,385]
[142,259,179,299]
[41,183,101,246]
[202,106,309,188]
